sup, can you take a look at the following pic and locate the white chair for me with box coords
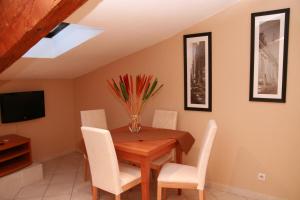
[152,109,178,130]
[80,109,107,129]
[80,109,108,180]
[151,109,178,171]
[81,126,141,200]
[157,120,218,200]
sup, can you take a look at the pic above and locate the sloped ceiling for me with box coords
[0,0,239,80]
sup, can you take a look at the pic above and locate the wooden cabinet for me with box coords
[0,134,32,177]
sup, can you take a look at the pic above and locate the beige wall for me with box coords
[0,80,76,162]
[74,0,300,199]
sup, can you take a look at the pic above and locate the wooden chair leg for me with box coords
[199,189,204,200]
[84,156,89,181]
[177,189,182,195]
[115,194,121,200]
[157,183,162,200]
[92,186,98,200]
[151,169,156,181]
[152,168,160,182]
[162,188,167,200]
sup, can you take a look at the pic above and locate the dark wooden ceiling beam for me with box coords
[0,0,88,73]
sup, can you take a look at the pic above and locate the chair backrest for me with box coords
[196,120,218,190]
[81,126,121,195]
[152,109,178,130]
[80,109,107,129]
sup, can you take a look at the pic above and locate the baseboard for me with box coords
[207,182,286,200]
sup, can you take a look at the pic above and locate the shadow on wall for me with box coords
[66,0,103,23]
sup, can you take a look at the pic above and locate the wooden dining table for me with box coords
[110,126,195,200]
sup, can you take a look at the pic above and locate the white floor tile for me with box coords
[55,163,80,173]
[42,194,71,200]
[70,192,92,200]
[0,197,14,200]
[44,183,73,197]
[74,169,85,184]
[72,182,91,195]
[16,184,48,199]
[207,188,248,200]
[0,172,23,199]
[51,172,77,184]
[43,159,60,174]
[4,152,254,200]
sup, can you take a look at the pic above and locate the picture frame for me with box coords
[184,32,212,111]
[249,8,290,103]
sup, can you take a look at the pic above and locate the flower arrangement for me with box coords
[107,74,163,133]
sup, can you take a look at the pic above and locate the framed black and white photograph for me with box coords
[184,32,212,111]
[250,8,290,103]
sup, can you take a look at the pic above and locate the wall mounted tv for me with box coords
[0,91,45,123]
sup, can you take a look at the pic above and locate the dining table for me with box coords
[110,126,195,200]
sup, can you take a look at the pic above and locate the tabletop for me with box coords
[110,126,195,154]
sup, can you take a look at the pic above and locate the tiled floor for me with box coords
[12,152,251,200]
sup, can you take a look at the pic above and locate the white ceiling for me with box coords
[0,0,239,80]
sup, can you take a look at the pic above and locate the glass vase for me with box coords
[129,114,141,133]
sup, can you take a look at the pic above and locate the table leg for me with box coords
[141,159,151,200]
[176,145,182,195]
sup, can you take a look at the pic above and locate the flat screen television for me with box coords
[0,91,45,123]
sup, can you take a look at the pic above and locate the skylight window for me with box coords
[23,23,103,58]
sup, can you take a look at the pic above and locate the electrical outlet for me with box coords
[257,173,266,181]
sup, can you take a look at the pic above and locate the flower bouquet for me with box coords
[107,74,163,133]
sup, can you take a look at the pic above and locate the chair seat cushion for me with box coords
[158,163,198,184]
[152,153,172,167]
[119,163,141,187]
